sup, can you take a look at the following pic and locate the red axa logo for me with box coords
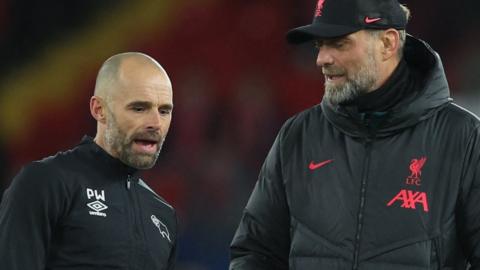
[406,157,427,186]
[386,189,429,212]
[315,0,326,17]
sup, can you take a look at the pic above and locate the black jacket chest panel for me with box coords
[46,176,174,269]
[281,104,475,268]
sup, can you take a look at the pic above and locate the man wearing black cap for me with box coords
[230,0,480,269]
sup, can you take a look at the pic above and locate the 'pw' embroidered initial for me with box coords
[386,189,429,212]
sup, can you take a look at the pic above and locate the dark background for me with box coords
[1,0,479,269]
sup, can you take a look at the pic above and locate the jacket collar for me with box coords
[77,135,139,177]
[321,35,451,138]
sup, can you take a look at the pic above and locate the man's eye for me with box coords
[133,107,145,112]
[159,109,171,115]
[332,41,344,48]
[314,41,325,49]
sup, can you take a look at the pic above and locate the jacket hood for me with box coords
[321,35,452,138]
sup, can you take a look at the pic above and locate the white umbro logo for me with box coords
[86,188,108,217]
[87,200,108,216]
[151,215,171,242]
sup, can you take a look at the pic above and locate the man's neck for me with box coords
[93,133,118,160]
[368,57,401,93]
[343,58,415,113]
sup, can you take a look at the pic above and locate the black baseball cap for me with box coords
[286,0,408,44]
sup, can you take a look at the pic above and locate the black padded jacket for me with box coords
[230,36,480,270]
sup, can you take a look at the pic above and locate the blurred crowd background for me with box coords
[0,0,479,269]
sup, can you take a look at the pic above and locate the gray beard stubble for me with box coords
[104,109,163,169]
[322,42,379,105]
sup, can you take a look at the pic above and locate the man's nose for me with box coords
[316,47,334,67]
[146,111,162,131]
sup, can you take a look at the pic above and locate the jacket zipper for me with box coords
[126,176,132,269]
[127,175,149,269]
[353,109,379,270]
[126,175,143,269]
[133,178,147,269]
[352,139,372,270]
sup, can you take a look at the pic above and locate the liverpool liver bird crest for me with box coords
[409,157,427,178]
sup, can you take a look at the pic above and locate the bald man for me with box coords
[0,52,177,270]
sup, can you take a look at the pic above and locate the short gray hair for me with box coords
[366,4,411,58]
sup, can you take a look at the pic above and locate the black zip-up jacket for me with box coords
[230,36,480,269]
[0,136,177,269]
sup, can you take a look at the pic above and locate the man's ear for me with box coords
[90,96,107,124]
[380,28,401,61]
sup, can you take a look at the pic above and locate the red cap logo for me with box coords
[365,16,382,24]
[315,0,326,17]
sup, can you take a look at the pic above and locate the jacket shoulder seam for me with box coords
[138,179,174,210]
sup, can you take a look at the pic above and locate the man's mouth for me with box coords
[132,138,159,154]
[325,74,345,82]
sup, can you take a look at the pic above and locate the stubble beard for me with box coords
[322,43,379,106]
[104,110,164,170]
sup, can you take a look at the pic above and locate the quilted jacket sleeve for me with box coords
[229,133,291,270]
[458,126,480,269]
